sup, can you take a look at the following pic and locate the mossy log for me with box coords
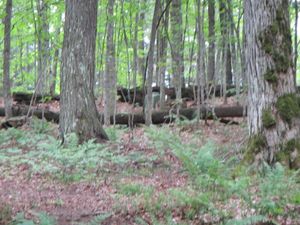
[0,105,246,126]
[13,92,60,105]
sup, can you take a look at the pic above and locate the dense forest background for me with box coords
[0,0,298,95]
[1,0,300,224]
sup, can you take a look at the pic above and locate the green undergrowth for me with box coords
[1,122,300,224]
[0,124,153,183]
[141,126,300,224]
[0,208,56,225]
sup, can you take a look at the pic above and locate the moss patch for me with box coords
[259,6,292,76]
[284,139,300,152]
[262,109,276,128]
[277,139,300,169]
[264,69,278,83]
[243,134,267,164]
[275,93,300,124]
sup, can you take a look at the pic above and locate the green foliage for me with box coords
[0,204,12,225]
[1,125,300,223]
[146,126,300,222]
[10,212,56,225]
[243,134,267,164]
[85,213,111,225]
[262,108,276,128]
[30,117,52,134]
[117,183,154,196]
[264,69,278,83]
[225,215,269,225]
[104,126,127,142]
[259,6,292,74]
[291,192,300,204]
[276,93,300,124]
[255,163,299,216]
[0,128,129,182]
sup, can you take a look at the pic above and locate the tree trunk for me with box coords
[3,0,13,119]
[294,0,298,86]
[60,0,108,143]
[219,0,233,87]
[196,0,206,123]
[36,0,50,95]
[207,0,215,85]
[158,0,169,110]
[145,0,160,126]
[244,0,300,169]
[104,0,116,126]
[139,0,146,83]
[171,0,184,116]
[49,15,62,97]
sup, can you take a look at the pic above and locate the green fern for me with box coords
[225,215,270,225]
[86,213,111,225]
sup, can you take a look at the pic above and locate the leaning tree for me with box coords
[59,0,108,143]
[244,0,300,169]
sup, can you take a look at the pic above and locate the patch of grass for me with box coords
[117,183,154,196]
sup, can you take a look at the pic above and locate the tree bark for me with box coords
[219,0,233,87]
[144,0,160,126]
[49,15,62,97]
[294,0,298,86]
[207,0,215,85]
[158,0,169,110]
[3,0,13,119]
[139,0,146,83]
[170,0,184,117]
[245,0,300,169]
[104,0,116,125]
[196,0,206,123]
[60,0,108,143]
[36,0,50,95]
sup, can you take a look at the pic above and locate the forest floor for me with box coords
[0,99,299,225]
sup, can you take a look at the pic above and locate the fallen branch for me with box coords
[0,105,246,126]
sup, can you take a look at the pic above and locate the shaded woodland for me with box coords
[0,0,300,224]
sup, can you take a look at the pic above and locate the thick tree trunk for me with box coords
[36,0,50,95]
[3,0,13,119]
[245,0,300,169]
[104,0,116,126]
[60,0,108,143]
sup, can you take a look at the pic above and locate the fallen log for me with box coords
[0,105,59,123]
[0,105,246,126]
[117,85,242,104]
[13,92,60,104]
